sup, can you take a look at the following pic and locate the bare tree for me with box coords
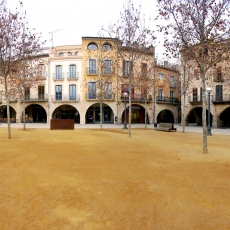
[157,0,230,153]
[103,0,155,137]
[0,5,44,138]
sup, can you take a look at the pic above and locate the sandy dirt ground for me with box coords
[0,127,230,230]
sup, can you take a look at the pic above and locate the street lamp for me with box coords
[207,87,212,136]
[123,92,128,129]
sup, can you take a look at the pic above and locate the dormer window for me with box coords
[59,52,64,56]
[87,43,98,50]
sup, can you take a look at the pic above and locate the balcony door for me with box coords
[88,59,96,74]
[38,86,45,99]
[216,85,223,101]
[56,85,62,100]
[70,65,76,78]
[193,88,197,102]
[69,84,76,100]
[88,82,96,99]
[25,87,30,100]
[56,65,62,79]
[158,89,164,101]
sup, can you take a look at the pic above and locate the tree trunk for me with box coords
[144,99,147,129]
[100,95,102,130]
[4,77,11,139]
[202,75,208,153]
[182,93,186,133]
[23,94,26,130]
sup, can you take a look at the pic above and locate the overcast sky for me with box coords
[6,0,163,57]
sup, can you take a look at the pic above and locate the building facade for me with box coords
[0,38,181,125]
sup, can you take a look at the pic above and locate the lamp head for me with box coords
[206,87,212,94]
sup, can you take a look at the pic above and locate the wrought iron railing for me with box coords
[120,94,152,102]
[67,72,79,80]
[156,96,179,103]
[22,94,48,102]
[86,68,98,75]
[86,93,115,100]
[51,94,80,102]
[188,96,202,103]
[52,73,65,80]
[211,94,230,103]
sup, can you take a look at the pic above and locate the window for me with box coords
[75,52,78,56]
[59,53,64,56]
[69,85,76,100]
[216,85,223,101]
[88,59,97,74]
[88,82,96,99]
[141,63,147,77]
[38,86,45,99]
[158,89,164,101]
[121,84,134,96]
[102,43,112,50]
[25,87,30,100]
[216,67,223,82]
[193,88,198,102]
[123,61,132,76]
[170,76,175,87]
[68,52,72,56]
[69,65,76,78]
[87,43,98,50]
[38,64,45,77]
[170,90,174,99]
[103,59,112,75]
[55,85,62,100]
[56,65,62,79]
[103,82,112,99]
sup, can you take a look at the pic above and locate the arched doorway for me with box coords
[187,107,212,126]
[220,107,230,128]
[52,105,80,123]
[121,104,149,123]
[0,105,16,122]
[25,104,47,123]
[157,109,174,123]
[86,103,113,124]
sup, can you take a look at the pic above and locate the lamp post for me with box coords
[123,92,128,129]
[207,87,212,136]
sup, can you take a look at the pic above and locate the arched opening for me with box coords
[220,107,230,128]
[52,104,80,123]
[86,103,113,124]
[24,104,47,123]
[0,105,16,123]
[121,104,149,124]
[157,109,174,123]
[187,107,213,126]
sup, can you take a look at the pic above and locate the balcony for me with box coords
[170,82,176,88]
[67,72,79,80]
[102,68,113,75]
[86,93,115,100]
[53,73,65,81]
[21,94,48,102]
[156,96,179,104]
[86,68,98,75]
[211,94,230,104]
[37,71,47,80]
[120,94,152,103]
[51,94,80,103]
[188,96,202,105]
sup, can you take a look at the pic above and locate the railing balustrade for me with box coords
[51,94,80,102]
